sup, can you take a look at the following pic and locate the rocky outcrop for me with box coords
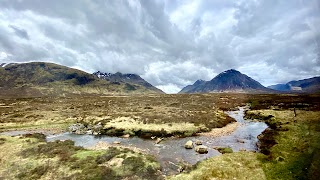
[179,69,272,93]
[184,140,193,149]
[68,123,86,134]
[195,145,208,154]
[68,123,102,135]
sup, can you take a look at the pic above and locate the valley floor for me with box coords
[0,94,243,137]
[0,93,319,179]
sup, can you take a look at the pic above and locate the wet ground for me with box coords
[1,107,267,175]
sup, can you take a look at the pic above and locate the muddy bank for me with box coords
[244,110,289,156]
[199,122,239,137]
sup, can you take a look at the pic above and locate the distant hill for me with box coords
[179,69,272,93]
[93,71,164,93]
[268,84,291,91]
[179,80,206,94]
[0,62,162,97]
[268,76,320,93]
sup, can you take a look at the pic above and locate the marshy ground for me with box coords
[0,93,319,179]
[0,94,244,136]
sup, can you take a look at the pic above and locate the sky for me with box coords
[0,0,319,93]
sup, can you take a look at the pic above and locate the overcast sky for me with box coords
[0,0,319,93]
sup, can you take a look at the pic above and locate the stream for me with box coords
[1,107,268,175]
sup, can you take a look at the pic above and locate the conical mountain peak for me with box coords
[180,69,270,93]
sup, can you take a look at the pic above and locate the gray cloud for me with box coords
[0,0,319,93]
[9,25,29,40]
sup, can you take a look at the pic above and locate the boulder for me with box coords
[195,140,202,145]
[185,140,193,149]
[68,123,85,133]
[122,134,130,138]
[68,123,87,134]
[195,145,208,154]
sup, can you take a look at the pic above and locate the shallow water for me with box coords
[1,107,267,175]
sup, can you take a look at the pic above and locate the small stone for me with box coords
[155,138,163,144]
[237,139,245,143]
[195,140,202,145]
[113,141,121,144]
[195,145,208,154]
[185,140,193,149]
[122,134,130,138]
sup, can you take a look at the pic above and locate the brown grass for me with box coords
[0,93,319,134]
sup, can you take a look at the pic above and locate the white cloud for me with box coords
[156,83,181,94]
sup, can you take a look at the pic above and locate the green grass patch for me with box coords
[20,139,83,162]
[170,109,320,180]
[0,134,163,179]
[72,150,104,160]
[246,110,320,179]
[169,152,266,180]
[95,147,123,164]
[215,147,233,154]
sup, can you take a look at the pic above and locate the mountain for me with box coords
[179,69,272,93]
[179,80,205,93]
[268,76,320,93]
[93,71,164,93]
[0,62,162,97]
[268,84,291,91]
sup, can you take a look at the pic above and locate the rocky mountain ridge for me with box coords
[93,71,164,93]
[180,69,272,93]
[0,62,162,97]
[268,76,320,93]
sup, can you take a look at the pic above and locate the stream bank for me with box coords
[0,107,268,175]
[46,106,268,175]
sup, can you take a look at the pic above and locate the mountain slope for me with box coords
[268,76,320,93]
[180,69,271,93]
[0,62,161,97]
[268,84,291,91]
[93,71,164,93]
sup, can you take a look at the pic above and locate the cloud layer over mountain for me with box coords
[0,0,319,93]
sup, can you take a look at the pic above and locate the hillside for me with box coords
[180,69,272,93]
[93,71,164,93]
[0,62,161,97]
[268,76,320,93]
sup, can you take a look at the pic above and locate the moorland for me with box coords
[0,93,319,179]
